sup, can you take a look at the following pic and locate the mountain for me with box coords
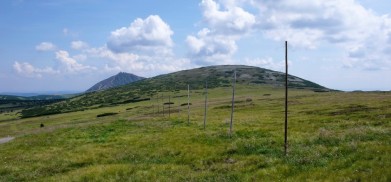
[21,65,330,118]
[86,72,145,92]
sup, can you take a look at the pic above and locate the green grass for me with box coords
[20,65,330,118]
[0,85,390,181]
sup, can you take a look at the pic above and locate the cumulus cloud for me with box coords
[243,57,287,72]
[35,42,56,51]
[186,28,237,64]
[201,0,256,35]
[86,46,191,76]
[246,0,391,70]
[14,15,189,78]
[55,50,96,73]
[13,50,97,77]
[71,41,89,50]
[247,0,382,48]
[107,15,174,54]
[89,15,191,75]
[13,61,58,78]
[187,0,256,64]
[187,0,391,70]
[102,56,191,77]
[72,54,87,61]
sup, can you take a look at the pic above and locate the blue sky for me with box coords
[1,0,390,92]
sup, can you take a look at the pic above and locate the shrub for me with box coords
[96,112,118,117]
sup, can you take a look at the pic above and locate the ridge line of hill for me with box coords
[20,65,330,118]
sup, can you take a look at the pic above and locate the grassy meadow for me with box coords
[0,85,390,181]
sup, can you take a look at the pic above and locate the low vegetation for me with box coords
[0,85,390,181]
[96,112,118,118]
[19,65,330,118]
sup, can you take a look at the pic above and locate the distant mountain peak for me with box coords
[86,72,144,92]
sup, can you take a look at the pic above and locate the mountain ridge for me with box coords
[21,65,330,118]
[86,72,145,92]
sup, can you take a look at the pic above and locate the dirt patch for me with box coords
[96,112,118,117]
[0,136,14,144]
[329,104,373,116]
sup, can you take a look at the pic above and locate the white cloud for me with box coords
[186,0,256,64]
[247,0,382,48]
[246,0,391,70]
[35,42,56,51]
[15,14,187,79]
[201,0,256,35]
[187,0,391,71]
[71,41,89,50]
[243,57,291,72]
[86,15,191,76]
[86,47,140,68]
[186,28,237,64]
[13,50,96,78]
[13,61,58,78]
[72,54,87,61]
[55,50,96,73]
[103,56,191,77]
[107,15,174,54]
[86,46,191,77]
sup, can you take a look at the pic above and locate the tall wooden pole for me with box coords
[177,93,180,115]
[284,41,288,156]
[162,93,165,117]
[204,81,208,130]
[152,94,155,115]
[169,95,171,118]
[229,70,236,138]
[156,95,159,115]
[187,84,190,125]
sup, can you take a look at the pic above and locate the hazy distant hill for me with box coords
[0,94,78,112]
[0,94,76,101]
[22,65,330,118]
[0,91,79,97]
[86,72,145,92]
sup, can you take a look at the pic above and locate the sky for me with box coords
[1,0,390,93]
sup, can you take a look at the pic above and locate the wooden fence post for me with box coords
[169,95,171,118]
[187,84,190,125]
[152,94,155,115]
[230,70,236,138]
[284,41,288,156]
[204,81,208,130]
[178,97,181,115]
[156,95,159,115]
[162,93,165,117]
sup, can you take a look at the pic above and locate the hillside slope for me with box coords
[0,94,78,112]
[86,72,144,92]
[21,65,329,118]
[0,94,75,101]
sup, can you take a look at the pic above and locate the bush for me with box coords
[96,112,118,117]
